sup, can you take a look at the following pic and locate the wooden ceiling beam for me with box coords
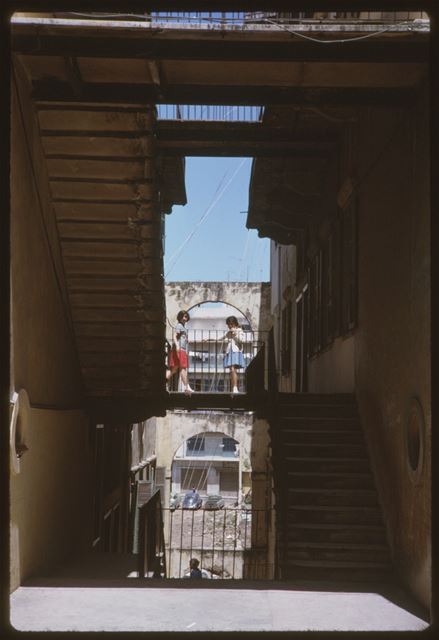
[13,32,428,63]
[31,80,418,106]
[155,140,332,157]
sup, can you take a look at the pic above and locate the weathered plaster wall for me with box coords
[10,409,91,591]
[165,281,272,339]
[354,92,431,609]
[10,64,90,590]
[308,336,355,393]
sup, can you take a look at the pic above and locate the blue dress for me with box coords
[224,350,245,369]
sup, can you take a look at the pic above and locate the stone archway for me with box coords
[165,281,271,340]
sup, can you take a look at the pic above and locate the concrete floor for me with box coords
[10,578,429,632]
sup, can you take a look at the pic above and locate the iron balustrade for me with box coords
[166,329,268,394]
[164,506,274,580]
[149,11,429,28]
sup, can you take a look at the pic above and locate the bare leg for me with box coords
[166,366,179,381]
[180,368,194,394]
[230,366,238,391]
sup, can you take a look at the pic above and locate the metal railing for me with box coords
[164,506,274,580]
[49,11,430,32]
[157,104,264,122]
[149,11,429,28]
[166,329,268,394]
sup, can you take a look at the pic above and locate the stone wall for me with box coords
[165,281,272,339]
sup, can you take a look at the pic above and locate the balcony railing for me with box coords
[164,506,274,580]
[166,329,268,394]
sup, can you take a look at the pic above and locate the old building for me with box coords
[5,5,434,628]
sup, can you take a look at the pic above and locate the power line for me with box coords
[165,158,249,278]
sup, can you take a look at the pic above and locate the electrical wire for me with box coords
[263,16,411,44]
[165,158,249,278]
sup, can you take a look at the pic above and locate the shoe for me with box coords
[232,387,239,394]
[184,386,194,395]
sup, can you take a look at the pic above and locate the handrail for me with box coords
[166,329,268,394]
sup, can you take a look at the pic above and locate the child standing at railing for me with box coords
[166,310,194,395]
[221,315,245,394]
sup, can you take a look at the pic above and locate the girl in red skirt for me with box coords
[166,310,194,394]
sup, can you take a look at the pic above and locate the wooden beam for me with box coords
[9,2,435,13]
[13,31,428,63]
[31,80,418,107]
[156,141,332,157]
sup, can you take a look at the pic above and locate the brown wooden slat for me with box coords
[53,201,141,220]
[51,181,142,200]
[69,292,139,307]
[46,158,147,179]
[74,323,161,338]
[66,277,162,291]
[38,109,153,131]
[61,241,140,260]
[80,351,163,367]
[58,222,134,240]
[42,135,148,157]
[72,308,160,322]
[63,258,156,276]
[77,337,164,351]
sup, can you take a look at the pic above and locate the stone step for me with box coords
[278,404,358,419]
[283,457,372,474]
[282,561,394,583]
[286,505,384,525]
[286,522,387,544]
[279,429,365,445]
[277,393,356,405]
[285,541,391,563]
[287,488,379,507]
[286,471,374,490]
[284,443,368,458]
[276,417,362,431]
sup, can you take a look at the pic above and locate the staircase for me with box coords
[270,393,394,583]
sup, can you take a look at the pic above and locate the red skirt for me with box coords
[168,349,189,369]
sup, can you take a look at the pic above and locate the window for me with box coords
[308,251,322,356]
[340,200,358,333]
[187,435,205,452]
[222,437,237,452]
[321,230,336,347]
[305,202,357,358]
[281,301,293,374]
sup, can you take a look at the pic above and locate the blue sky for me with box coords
[164,157,270,282]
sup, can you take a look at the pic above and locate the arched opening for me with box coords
[170,430,240,503]
[167,300,264,393]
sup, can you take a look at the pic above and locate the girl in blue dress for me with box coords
[221,316,245,393]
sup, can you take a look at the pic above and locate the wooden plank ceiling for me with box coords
[14,49,187,417]
[38,103,185,406]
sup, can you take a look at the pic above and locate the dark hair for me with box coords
[177,310,190,322]
[190,558,199,569]
[226,315,239,327]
